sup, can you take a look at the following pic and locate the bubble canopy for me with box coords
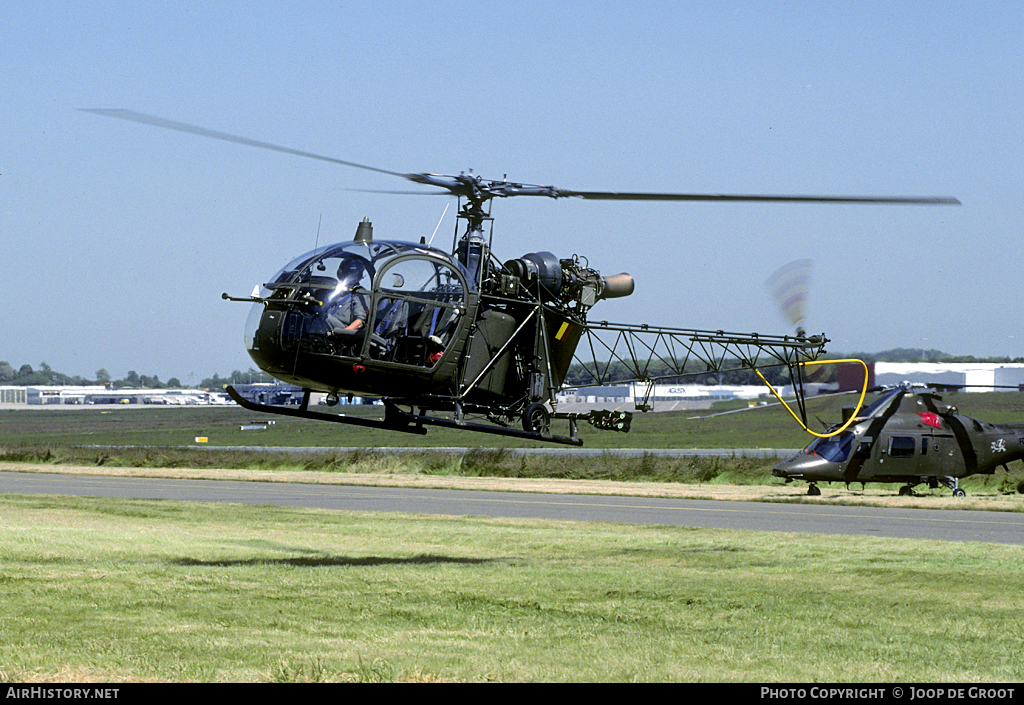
[244,240,474,378]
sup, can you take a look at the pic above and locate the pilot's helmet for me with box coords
[337,257,369,287]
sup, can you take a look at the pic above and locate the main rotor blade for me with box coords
[80,109,411,180]
[342,188,453,196]
[81,110,961,207]
[553,189,960,205]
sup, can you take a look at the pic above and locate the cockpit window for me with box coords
[806,432,855,463]
[367,256,467,366]
[261,241,424,298]
[245,241,471,366]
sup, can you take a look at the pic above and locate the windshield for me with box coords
[259,241,470,297]
[805,431,855,463]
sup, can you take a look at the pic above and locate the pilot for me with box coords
[326,257,372,332]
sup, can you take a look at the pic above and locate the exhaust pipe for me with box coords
[597,273,634,300]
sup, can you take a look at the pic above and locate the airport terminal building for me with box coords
[0,384,358,406]
[0,385,232,406]
[555,382,804,412]
[873,362,1024,390]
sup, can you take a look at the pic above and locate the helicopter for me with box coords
[773,383,1024,497]
[82,109,959,445]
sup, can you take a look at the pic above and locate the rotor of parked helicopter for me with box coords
[81,109,961,216]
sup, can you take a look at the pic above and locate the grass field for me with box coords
[2,397,1024,682]
[4,390,1024,450]
[0,402,801,449]
[2,492,1023,682]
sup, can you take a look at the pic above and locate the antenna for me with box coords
[427,202,449,247]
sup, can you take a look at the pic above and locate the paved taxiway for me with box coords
[2,471,1023,545]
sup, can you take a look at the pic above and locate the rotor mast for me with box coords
[417,173,497,289]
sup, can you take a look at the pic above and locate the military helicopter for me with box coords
[773,383,1024,497]
[82,109,959,445]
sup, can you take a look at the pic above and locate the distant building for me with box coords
[6,386,230,405]
[837,362,876,392]
[873,362,1024,391]
[25,385,107,404]
[0,386,29,404]
[557,382,828,412]
[0,383,377,407]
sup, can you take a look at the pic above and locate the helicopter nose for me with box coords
[772,457,798,478]
[772,451,837,479]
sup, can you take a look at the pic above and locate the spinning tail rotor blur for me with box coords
[765,259,813,339]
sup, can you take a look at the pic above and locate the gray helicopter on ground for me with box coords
[82,109,959,445]
[773,383,1024,497]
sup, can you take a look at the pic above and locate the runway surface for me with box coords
[2,471,1023,545]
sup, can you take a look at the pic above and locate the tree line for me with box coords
[0,361,272,391]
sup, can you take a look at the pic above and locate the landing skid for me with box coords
[226,385,427,435]
[225,386,584,446]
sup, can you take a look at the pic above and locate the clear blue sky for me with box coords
[3,1,1020,384]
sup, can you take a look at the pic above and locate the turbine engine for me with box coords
[503,251,634,312]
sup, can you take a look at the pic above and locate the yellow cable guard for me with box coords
[754,359,870,438]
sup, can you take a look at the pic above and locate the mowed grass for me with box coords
[2,396,1023,682]
[1,492,1023,682]
[0,403,769,449]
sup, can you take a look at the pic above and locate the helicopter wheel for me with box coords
[953,488,966,498]
[325,393,340,407]
[898,485,914,496]
[522,402,551,435]
[807,484,821,496]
